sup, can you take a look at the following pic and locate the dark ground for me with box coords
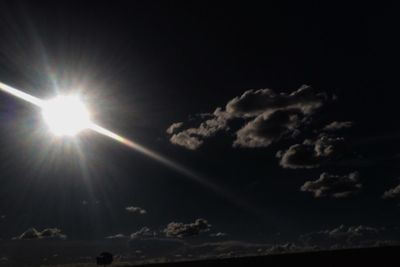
[138,246,400,267]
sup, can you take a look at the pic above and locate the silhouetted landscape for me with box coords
[0,1,398,266]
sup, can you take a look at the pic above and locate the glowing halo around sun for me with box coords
[41,95,91,136]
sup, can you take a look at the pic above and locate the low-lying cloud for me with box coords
[131,227,156,239]
[300,225,385,249]
[13,227,67,240]
[163,218,211,238]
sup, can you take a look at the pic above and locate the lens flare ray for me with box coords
[91,124,222,190]
[0,81,44,107]
[0,80,257,213]
[90,123,256,212]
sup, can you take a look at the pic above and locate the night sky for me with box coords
[0,1,399,264]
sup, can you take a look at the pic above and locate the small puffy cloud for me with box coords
[166,122,183,134]
[130,227,156,239]
[233,109,302,148]
[382,184,400,199]
[301,172,362,198]
[106,233,127,239]
[125,206,147,215]
[163,218,211,238]
[323,121,353,132]
[276,134,346,169]
[13,227,67,240]
[167,85,333,150]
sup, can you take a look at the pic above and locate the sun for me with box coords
[41,95,91,136]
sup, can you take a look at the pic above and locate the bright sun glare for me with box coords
[41,95,91,136]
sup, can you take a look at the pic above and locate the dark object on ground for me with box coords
[139,246,400,267]
[96,252,113,266]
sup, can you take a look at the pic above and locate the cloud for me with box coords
[233,109,303,148]
[210,232,228,237]
[299,225,383,249]
[168,108,229,150]
[382,184,400,199]
[174,240,312,259]
[276,134,346,169]
[125,206,147,215]
[265,243,303,255]
[167,85,333,150]
[169,131,204,150]
[186,108,229,137]
[131,227,156,239]
[166,122,184,134]
[163,218,211,238]
[300,172,362,198]
[106,233,127,239]
[226,85,329,118]
[323,121,353,132]
[13,227,67,240]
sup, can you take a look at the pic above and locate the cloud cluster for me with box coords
[163,218,211,238]
[264,243,302,255]
[300,225,383,249]
[106,228,156,240]
[14,227,67,240]
[167,85,333,149]
[301,172,362,198]
[106,219,213,242]
[276,134,346,169]
[125,206,147,215]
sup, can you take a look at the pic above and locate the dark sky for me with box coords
[0,0,399,260]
